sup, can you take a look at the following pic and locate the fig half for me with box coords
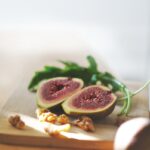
[37,77,84,108]
[62,85,117,117]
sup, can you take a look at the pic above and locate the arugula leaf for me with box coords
[90,74,98,84]
[28,68,63,91]
[103,72,115,79]
[44,66,61,72]
[59,60,80,69]
[87,55,98,73]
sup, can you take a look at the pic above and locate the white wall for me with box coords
[0,0,149,81]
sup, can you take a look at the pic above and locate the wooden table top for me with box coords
[0,144,96,150]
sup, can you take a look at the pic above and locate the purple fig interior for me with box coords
[40,78,80,101]
[72,87,113,109]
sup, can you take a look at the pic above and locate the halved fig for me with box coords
[62,85,117,117]
[37,77,84,108]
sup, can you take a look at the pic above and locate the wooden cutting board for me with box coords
[0,81,149,150]
[0,54,149,150]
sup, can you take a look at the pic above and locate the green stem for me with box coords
[118,88,130,115]
[132,80,150,96]
[118,80,150,101]
[124,88,131,115]
[118,98,127,115]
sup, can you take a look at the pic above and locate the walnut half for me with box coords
[72,116,95,132]
[36,108,70,125]
[8,115,25,129]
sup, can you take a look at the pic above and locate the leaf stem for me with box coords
[118,80,150,101]
[124,88,131,115]
[118,87,130,115]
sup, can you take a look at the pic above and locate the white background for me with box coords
[0,0,149,81]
